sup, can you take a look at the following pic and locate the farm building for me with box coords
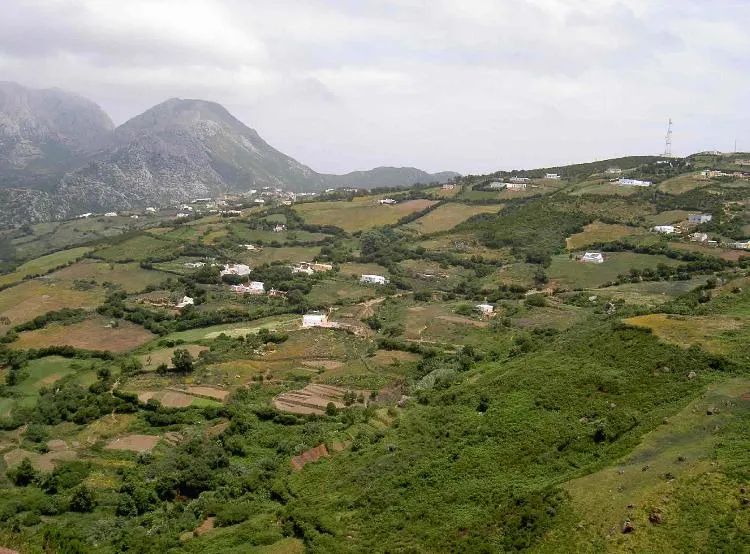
[360,274,389,285]
[242,244,259,251]
[231,282,265,295]
[505,182,527,190]
[618,178,653,187]
[688,213,713,224]
[379,198,397,205]
[302,312,328,327]
[176,296,194,309]
[104,212,118,217]
[690,232,709,243]
[221,263,251,276]
[509,177,530,183]
[273,224,287,232]
[545,173,561,180]
[312,262,333,272]
[475,303,494,316]
[292,263,314,275]
[580,252,604,264]
[183,262,206,269]
[652,225,676,234]
[442,183,456,190]
[730,241,750,250]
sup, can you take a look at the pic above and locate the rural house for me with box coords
[618,178,653,187]
[231,282,265,295]
[442,183,456,190]
[580,252,604,264]
[688,213,713,224]
[509,176,530,183]
[360,274,389,285]
[273,224,286,232]
[292,263,314,275]
[545,173,561,180]
[379,198,397,205]
[690,232,709,243]
[176,296,194,309]
[488,181,506,189]
[220,263,251,276]
[104,212,118,217]
[652,225,676,234]
[183,262,206,269]
[505,182,527,190]
[475,303,494,316]
[302,311,328,327]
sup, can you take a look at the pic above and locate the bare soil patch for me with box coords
[291,444,329,470]
[159,391,195,408]
[274,383,365,415]
[14,317,153,352]
[185,386,229,401]
[300,359,343,369]
[437,315,487,327]
[105,434,160,452]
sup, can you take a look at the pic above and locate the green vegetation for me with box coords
[0,156,748,552]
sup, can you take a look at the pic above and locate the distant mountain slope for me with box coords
[56,98,326,213]
[323,167,459,188]
[0,82,114,189]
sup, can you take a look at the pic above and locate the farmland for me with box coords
[405,203,504,234]
[295,197,437,231]
[0,156,748,553]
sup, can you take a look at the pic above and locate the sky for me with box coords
[1,0,748,175]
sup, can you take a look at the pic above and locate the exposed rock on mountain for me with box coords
[0,82,114,188]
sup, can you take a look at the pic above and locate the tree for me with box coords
[171,349,194,373]
[7,457,37,486]
[325,402,337,416]
[119,357,143,375]
[69,484,96,512]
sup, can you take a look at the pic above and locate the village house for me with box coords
[475,303,494,316]
[505,182,527,190]
[302,311,328,327]
[442,183,456,190]
[360,274,389,285]
[273,224,287,232]
[688,213,713,224]
[729,240,750,250]
[130,215,139,219]
[183,262,206,269]
[312,262,333,272]
[145,207,157,213]
[292,263,314,275]
[508,176,530,183]
[488,181,506,189]
[175,213,190,219]
[606,167,623,174]
[652,225,676,234]
[545,173,561,180]
[690,232,709,243]
[618,178,653,187]
[220,263,251,277]
[379,198,397,205]
[707,240,719,247]
[268,288,287,297]
[700,169,730,179]
[231,281,265,295]
[580,252,605,264]
[104,212,118,217]
[77,213,92,219]
[176,296,194,309]
[242,244,259,251]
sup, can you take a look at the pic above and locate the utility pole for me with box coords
[663,118,673,157]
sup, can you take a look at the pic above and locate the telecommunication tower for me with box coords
[663,118,673,157]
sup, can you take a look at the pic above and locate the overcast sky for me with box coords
[1,0,748,174]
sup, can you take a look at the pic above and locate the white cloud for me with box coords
[1,0,748,173]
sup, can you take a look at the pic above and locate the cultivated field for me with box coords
[646,210,693,225]
[53,260,167,292]
[94,234,176,262]
[13,317,154,352]
[0,247,92,288]
[657,173,709,194]
[295,197,437,232]
[566,222,647,250]
[405,203,504,234]
[549,252,680,289]
[624,313,743,354]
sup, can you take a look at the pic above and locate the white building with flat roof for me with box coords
[360,274,389,285]
[618,178,653,187]
[581,252,604,264]
[302,312,328,327]
[652,225,676,234]
[475,303,494,315]
[221,263,251,276]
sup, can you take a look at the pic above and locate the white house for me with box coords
[176,296,194,309]
[379,198,397,205]
[273,224,287,232]
[606,167,623,175]
[312,263,333,272]
[509,177,530,183]
[475,303,494,316]
[292,263,314,275]
[220,263,251,277]
[618,178,653,187]
[505,182,527,190]
[145,207,157,213]
[360,274,389,285]
[242,244,257,251]
[442,183,456,190]
[581,252,605,264]
[231,281,265,295]
[175,213,190,219]
[488,182,507,189]
[130,215,139,219]
[652,225,676,234]
[302,311,328,328]
[104,212,118,217]
[183,262,206,269]
[688,214,713,224]
[545,173,561,180]
[76,213,92,219]
[730,240,750,250]
[690,232,709,243]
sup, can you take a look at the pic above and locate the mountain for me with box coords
[0,84,459,225]
[0,82,114,189]
[55,98,326,213]
[323,167,459,188]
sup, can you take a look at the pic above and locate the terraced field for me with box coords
[295,197,436,232]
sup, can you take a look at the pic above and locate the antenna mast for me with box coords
[663,118,673,157]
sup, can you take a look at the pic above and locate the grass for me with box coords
[15,356,79,395]
[624,313,744,355]
[53,260,168,292]
[306,278,377,305]
[566,222,648,250]
[657,173,709,194]
[161,315,300,342]
[668,241,747,261]
[227,226,330,244]
[0,279,105,328]
[94,234,176,262]
[13,317,154,352]
[337,262,390,277]
[646,210,693,225]
[0,247,92,288]
[549,252,680,289]
[294,197,437,232]
[405,203,504,234]
[586,278,709,305]
[238,246,322,266]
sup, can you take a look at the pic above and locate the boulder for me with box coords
[622,520,634,533]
